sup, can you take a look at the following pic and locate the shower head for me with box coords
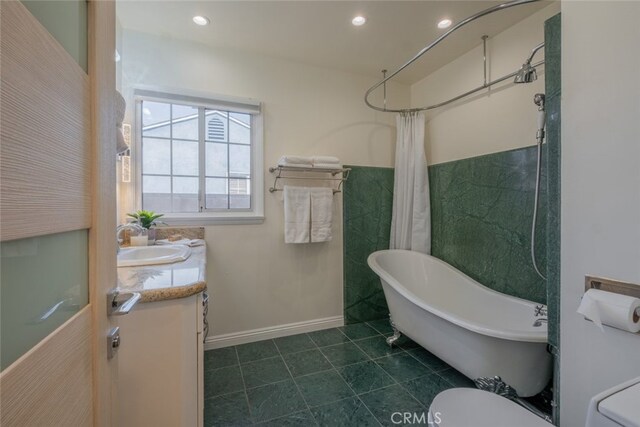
[514,62,537,84]
[514,42,544,84]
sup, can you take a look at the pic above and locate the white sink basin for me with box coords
[117,245,192,267]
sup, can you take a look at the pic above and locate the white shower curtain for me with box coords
[390,112,430,254]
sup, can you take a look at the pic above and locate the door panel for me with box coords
[0,0,91,242]
[88,0,119,425]
[0,308,93,426]
[0,1,117,425]
[0,230,89,370]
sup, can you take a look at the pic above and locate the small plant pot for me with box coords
[147,228,157,245]
[130,228,148,246]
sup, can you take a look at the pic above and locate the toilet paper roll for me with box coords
[577,289,640,333]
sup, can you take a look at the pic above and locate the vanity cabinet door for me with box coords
[117,294,203,427]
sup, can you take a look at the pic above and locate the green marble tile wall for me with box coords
[429,147,547,304]
[343,166,394,324]
[344,146,548,323]
[544,13,561,423]
[545,13,561,354]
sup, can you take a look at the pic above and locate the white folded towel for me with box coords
[312,156,340,165]
[284,186,311,243]
[310,187,333,243]
[313,163,343,170]
[278,155,313,167]
[280,163,313,169]
[156,238,205,247]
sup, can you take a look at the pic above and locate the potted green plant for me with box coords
[127,210,165,244]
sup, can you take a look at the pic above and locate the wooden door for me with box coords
[0,1,117,425]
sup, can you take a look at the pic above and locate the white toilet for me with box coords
[429,376,640,427]
[585,377,640,427]
[429,388,552,427]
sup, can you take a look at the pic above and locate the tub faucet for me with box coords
[534,304,547,317]
[533,304,548,327]
[533,318,548,327]
[116,223,143,253]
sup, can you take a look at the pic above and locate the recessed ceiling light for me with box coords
[437,18,452,29]
[192,16,210,26]
[352,16,366,26]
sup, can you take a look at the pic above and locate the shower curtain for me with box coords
[390,112,430,254]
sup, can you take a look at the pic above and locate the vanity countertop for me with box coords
[117,245,206,303]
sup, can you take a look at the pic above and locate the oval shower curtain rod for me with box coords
[364,0,545,113]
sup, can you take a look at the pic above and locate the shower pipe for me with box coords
[364,0,544,113]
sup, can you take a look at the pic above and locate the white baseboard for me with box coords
[204,315,344,350]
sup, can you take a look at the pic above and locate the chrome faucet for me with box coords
[534,304,547,317]
[116,223,143,253]
[533,304,548,327]
[533,318,548,327]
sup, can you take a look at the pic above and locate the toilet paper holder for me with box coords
[585,275,640,298]
[585,275,640,322]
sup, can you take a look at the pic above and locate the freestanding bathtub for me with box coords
[367,249,551,397]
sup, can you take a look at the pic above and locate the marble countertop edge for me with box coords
[138,281,207,303]
[117,245,207,304]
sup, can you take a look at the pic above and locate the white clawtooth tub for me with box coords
[368,249,551,397]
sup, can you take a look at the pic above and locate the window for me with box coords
[136,90,263,224]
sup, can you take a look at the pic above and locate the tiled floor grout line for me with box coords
[203,357,436,405]
[233,346,254,424]
[304,327,390,426]
[396,378,435,411]
[273,333,327,356]
[364,339,457,411]
[312,345,383,425]
[363,344,435,413]
[204,324,472,426]
[331,365,384,426]
[255,410,311,426]
[433,369,464,389]
[364,320,394,336]
[304,330,357,413]
[316,329,395,426]
[272,337,318,426]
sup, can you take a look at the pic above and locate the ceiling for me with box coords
[117,1,551,85]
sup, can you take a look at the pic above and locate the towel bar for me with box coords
[268,165,351,194]
[269,188,342,194]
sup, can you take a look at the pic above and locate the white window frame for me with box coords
[133,87,264,225]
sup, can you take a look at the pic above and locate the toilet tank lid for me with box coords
[598,381,640,427]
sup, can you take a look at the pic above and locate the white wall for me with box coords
[115,18,123,91]
[411,3,559,165]
[120,30,409,337]
[560,2,640,425]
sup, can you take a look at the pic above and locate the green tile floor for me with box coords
[204,321,475,426]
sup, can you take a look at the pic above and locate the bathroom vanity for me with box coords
[116,245,207,427]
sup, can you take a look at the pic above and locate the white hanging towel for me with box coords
[310,187,334,242]
[284,186,311,243]
[390,112,430,254]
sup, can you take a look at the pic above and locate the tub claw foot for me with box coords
[386,327,401,347]
[475,376,518,399]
